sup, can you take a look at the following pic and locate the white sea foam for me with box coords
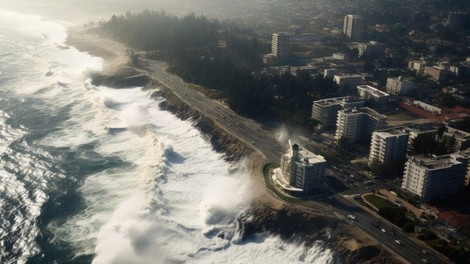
[0,9,335,264]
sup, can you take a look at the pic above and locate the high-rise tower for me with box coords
[343,15,365,40]
[271,32,290,62]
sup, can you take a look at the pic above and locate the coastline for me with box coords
[66,27,401,264]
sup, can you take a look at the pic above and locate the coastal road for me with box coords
[146,60,285,162]
[143,59,448,264]
[329,195,447,264]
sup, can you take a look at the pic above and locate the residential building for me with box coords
[386,76,415,95]
[401,153,469,202]
[279,144,326,192]
[333,74,362,90]
[443,127,470,151]
[324,68,340,79]
[335,107,386,144]
[423,66,447,81]
[357,41,385,60]
[272,32,290,62]
[357,85,390,103]
[369,128,409,165]
[332,53,345,60]
[311,96,365,131]
[408,60,427,74]
[412,100,442,115]
[343,15,365,40]
[405,125,438,149]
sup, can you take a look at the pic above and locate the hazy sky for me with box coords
[0,0,206,24]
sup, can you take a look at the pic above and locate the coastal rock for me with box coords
[151,88,251,161]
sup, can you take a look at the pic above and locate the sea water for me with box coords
[0,10,336,264]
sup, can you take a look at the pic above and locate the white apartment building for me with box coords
[369,129,409,165]
[408,60,427,74]
[311,96,365,131]
[386,76,415,95]
[402,153,469,202]
[357,85,390,103]
[343,15,365,40]
[333,74,362,90]
[280,144,326,192]
[412,100,442,115]
[272,32,290,62]
[335,107,386,144]
[324,68,340,79]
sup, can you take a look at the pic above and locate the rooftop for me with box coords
[342,107,387,120]
[357,85,390,97]
[297,148,326,165]
[374,128,409,138]
[313,96,363,107]
[409,153,467,170]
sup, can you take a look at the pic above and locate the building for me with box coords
[401,153,469,202]
[446,12,470,30]
[311,96,365,131]
[278,144,326,193]
[369,128,409,165]
[335,107,386,144]
[357,41,385,60]
[333,74,362,90]
[404,125,438,149]
[324,68,340,79]
[357,85,390,103]
[272,32,290,62]
[408,60,427,74]
[423,66,447,81]
[343,15,365,40]
[332,52,345,60]
[412,100,442,115]
[386,76,415,95]
[443,127,470,151]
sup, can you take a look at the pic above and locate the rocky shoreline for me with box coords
[142,73,400,264]
[66,28,401,264]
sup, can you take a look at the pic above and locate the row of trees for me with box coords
[409,125,458,156]
[99,10,340,125]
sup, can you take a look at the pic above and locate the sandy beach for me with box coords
[66,27,130,75]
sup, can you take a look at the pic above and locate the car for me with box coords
[395,240,401,245]
[421,258,428,263]
[347,214,356,221]
[381,228,386,233]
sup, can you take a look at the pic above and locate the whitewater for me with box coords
[0,10,336,264]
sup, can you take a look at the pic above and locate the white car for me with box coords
[395,240,401,245]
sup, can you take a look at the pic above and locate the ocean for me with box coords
[0,10,335,264]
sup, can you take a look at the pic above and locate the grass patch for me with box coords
[364,194,395,210]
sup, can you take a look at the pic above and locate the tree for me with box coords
[409,133,435,155]
[437,124,447,139]
[402,222,415,233]
[335,136,349,156]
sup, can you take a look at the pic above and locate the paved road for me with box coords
[144,60,449,264]
[146,61,285,162]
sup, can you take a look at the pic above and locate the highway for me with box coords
[144,59,449,264]
[147,61,285,162]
